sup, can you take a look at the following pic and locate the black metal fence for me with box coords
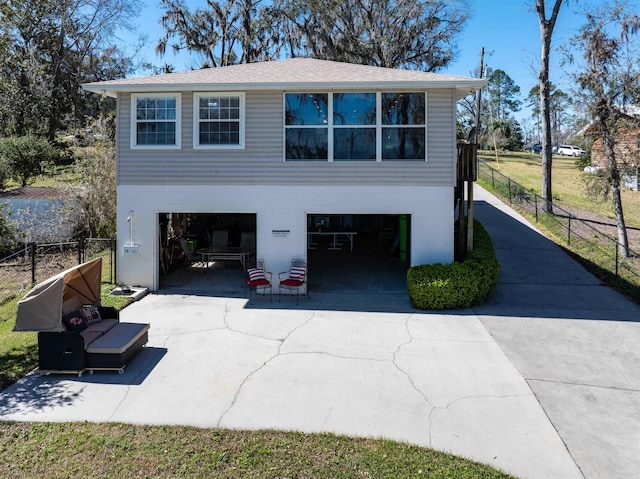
[478,160,640,299]
[477,160,640,296]
[0,238,116,305]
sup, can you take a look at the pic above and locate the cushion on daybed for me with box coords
[62,310,88,332]
[85,323,150,355]
[80,305,102,324]
[79,318,118,348]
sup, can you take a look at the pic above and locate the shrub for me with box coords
[407,220,500,309]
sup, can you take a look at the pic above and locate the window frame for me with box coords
[283,91,427,162]
[130,93,182,150]
[193,92,246,150]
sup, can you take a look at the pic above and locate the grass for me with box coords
[0,422,515,478]
[477,149,640,304]
[4,163,79,190]
[478,150,640,229]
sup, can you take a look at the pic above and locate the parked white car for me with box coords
[555,145,587,156]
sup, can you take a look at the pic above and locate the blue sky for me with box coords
[121,0,604,122]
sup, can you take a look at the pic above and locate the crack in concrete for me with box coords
[427,392,534,438]
[108,386,131,421]
[216,311,316,427]
[527,377,640,394]
[392,314,435,447]
[437,392,533,410]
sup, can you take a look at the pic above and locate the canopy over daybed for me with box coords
[13,258,102,333]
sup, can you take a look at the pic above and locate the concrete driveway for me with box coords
[1,186,638,479]
[0,293,580,479]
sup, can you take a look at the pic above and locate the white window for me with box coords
[284,92,426,161]
[194,92,245,149]
[131,93,181,149]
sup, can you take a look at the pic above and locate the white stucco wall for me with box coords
[117,184,454,291]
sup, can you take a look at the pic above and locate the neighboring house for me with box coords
[0,187,74,242]
[82,58,486,291]
[580,105,640,190]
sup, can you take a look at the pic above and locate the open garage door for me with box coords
[307,214,410,293]
[158,212,256,292]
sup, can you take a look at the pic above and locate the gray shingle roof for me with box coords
[83,58,486,97]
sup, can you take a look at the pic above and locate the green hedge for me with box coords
[407,221,500,309]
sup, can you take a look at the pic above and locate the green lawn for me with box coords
[477,149,640,303]
[478,150,640,229]
[0,422,515,478]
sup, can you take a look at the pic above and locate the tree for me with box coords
[157,0,280,68]
[275,0,470,71]
[0,155,9,191]
[157,0,471,71]
[0,204,16,252]
[536,0,565,213]
[489,118,524,151]
[66,142,117,238]
[487,69,522,121]
[568,1,640,258]
[526,83,570,143]
[0,136,58,187]
[0,0,141,139]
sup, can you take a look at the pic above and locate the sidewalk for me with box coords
[473,185,640,479]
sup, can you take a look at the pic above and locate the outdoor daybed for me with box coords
[13,258,149,376]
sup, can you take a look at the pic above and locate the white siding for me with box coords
[116,89,457,187]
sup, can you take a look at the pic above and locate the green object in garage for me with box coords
[399,214,407,262]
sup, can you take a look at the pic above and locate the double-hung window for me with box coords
[131,93,181,149]
[194,92,245,149]
[284,92,426,161]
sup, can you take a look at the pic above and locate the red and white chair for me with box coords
[245,259,272,303]
[278,259,308,305]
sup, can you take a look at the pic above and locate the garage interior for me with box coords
[159,213,409,295]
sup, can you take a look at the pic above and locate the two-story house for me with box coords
[82,58,485,291]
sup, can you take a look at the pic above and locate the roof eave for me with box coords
[82,79,487,98]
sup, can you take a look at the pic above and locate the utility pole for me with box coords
[467,47,484,253]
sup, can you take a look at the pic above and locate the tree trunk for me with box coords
[601,122,629,257]
[537,0,563,214]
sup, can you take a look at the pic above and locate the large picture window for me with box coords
[284,93,328,160]
[194,93,245,149]
[333,93,376,161]
[131,94,181,149]
[284,92,426,161]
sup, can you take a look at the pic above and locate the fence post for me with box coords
[534,193,539,222]
[615,243,619,278]
[567,216,571,245]
[491,169,495,188]
[30,242,36,284]
[112,238,117,285]
[508,178,512,203]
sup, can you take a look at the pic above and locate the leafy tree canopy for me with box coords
[157,0,471,72]
[487,69,522,121]
[0,0,141,139]
[0,135,58,187]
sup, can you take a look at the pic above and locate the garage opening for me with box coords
[158,212,256,291]
[307,214,410,293]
